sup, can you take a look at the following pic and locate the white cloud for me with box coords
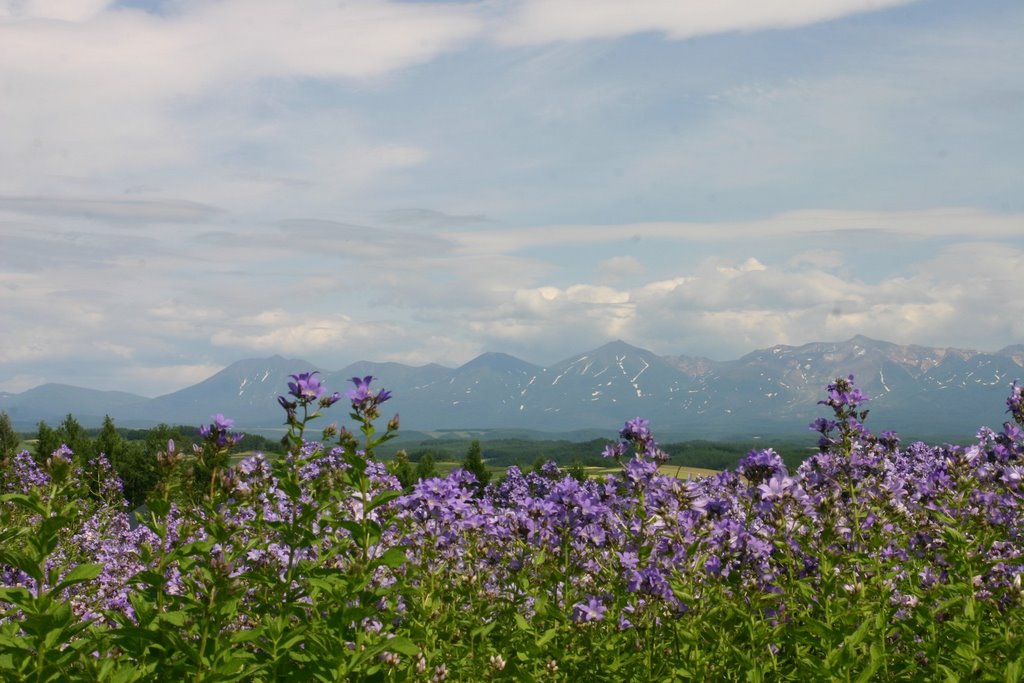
[633,244,1024,358]
[496,0,920,45]
[0,1,479,187]
[1,1,1021,394]
[445,209,1024,255]
[3,0,112,21]
[0,373,50,394]
[597,255,644,283]
[208,309,420,358]
[112,363,227,398]
[451,239,1024,363]
[0,195,219,223]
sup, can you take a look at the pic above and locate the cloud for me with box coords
[376,208,493,229]
[1,0,1021,396]
[466,282,636,362]
[113,363,227,398]
[0,1,480,186]
[207,307,483,371]
[210,309,392,355]
[2,0,112,22]
[1,1,481,88]
[632,244,1024,358]
[446,209,1024,255]
[495,0,920,45]
[276,218,455,260]
[597,255,644,283]
[0,195,220,223]
[450,239,1024,363]
[0,373,50,394]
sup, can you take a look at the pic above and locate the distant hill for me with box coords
[0,384,149,426]
[2,336,1022,440]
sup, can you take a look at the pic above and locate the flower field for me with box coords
[1,372,1023,681]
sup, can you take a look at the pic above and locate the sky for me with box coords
[1,0,1023,397]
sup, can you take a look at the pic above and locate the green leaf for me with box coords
[513,613,532,632]
[0,586,33,609]
[39,515,73,544]
[855,650,883,683]
[0,552,42,584]
[147,498,171,518]
[366,489,402,513]
[371,547,406,569]
[278,477,303,499]
[53,563,103,594]
[536,627,557,647]
[158,610,189,627]
[845,615,873,649]
[132,570,168,589]
[1005,658,1023,683]
[0,493,45,515]
[180,538,216,557]
[471,621,497,639]
[383,636,421,656]
[335,520,365,539]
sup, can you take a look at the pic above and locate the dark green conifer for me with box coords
[414,452,438,481]
[35,420,60,462]
[462,439,491,492]
[0,412,17,459]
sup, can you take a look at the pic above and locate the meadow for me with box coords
[1,372,1022,681]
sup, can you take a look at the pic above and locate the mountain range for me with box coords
[3,336,1023,440]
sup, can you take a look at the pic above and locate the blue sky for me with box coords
[1,0,1022,396]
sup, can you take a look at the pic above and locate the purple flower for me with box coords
[199,414,242,448]
[287,371,325,404]
[213,413,234,430]
[5,450,49,491]
[572,595,608,623]
[809,417,838,434]
[818,375,870,412]
[620,417,650,442]
[602,442,626,459]
[1008,381,1024,426]
[347,375,375,403]
[757,475,795,501]
[737,449,786,484]
[346,375,392,412]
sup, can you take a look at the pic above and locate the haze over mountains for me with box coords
[3,336,1022,440]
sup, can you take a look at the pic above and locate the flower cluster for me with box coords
[197,413,243,449]
[2,373,1024,681]
[346,375,392,420]
[277,371,342,426]
[1008,380,1024,427]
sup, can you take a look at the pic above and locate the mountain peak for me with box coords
[598,339,638,351]
[457,352,539,374]
[847,334,885,346]
[581,339,655,358]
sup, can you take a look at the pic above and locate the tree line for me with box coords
[0,409,814,509]
[0,411,284,507]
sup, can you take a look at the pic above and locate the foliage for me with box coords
[33,420,60,465]
[2,372,1024,681]
[0,413,17,461]
[388,435,809,472]
[414,452,438,482]
[461,439,491,493]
